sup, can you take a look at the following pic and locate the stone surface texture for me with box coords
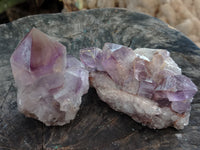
[0,8,200,150]
[63,0,200,47]
[80,43,197,129]
[10,28,89,126]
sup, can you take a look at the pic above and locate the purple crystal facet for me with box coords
[133,57,150,81]
[101,43,136,84]
[103,43,136,64]
[80,47,104,71]
[103,43,125,52]
[156,75,197,101]
[66,55,85,68]
[138,81,156,99]
[10,28,89,126]
[171,101,191,114]
[11,28,66,87]
[80,43,198,114]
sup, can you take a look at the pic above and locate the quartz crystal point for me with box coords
[10,28,89,126]
[80,43,197,129]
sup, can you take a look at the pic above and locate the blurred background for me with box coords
[0,0,199,47]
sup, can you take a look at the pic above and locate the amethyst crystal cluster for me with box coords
[10,28,89,126]
[80,43,197,129]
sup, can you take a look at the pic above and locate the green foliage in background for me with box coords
[0,0,26,14]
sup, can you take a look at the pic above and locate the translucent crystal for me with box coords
[138,81,156,99]
[133,57,150,81]
[156,75,197,101]
[80,47,104,71]
[10,28,89,126]
[80,43,198,129]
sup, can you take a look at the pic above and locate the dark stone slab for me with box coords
[0,8,199,150]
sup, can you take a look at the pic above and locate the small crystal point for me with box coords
[156,75,197,101]
[80,47,104,71]
[11,28,89,126]
[101,43,136,84]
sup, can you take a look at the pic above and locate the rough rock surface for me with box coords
[63,0,200,47]
[0,8,200,150]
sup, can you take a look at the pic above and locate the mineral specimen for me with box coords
[80,43,197,129]
[10,28,89,126]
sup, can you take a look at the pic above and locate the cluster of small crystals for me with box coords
[10,28,89,126]
[80,43,197,114]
